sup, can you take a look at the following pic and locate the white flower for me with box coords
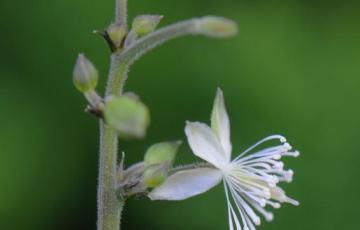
[149,88,299,230]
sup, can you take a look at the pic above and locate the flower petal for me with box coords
[185,121,229,168]
[148,167,222,200]
[211,88,232,159]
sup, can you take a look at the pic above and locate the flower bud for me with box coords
[132,15,163,38]
[143,161,170,188]
[103,96,150,138]
[107,23,127,47]
[143,141,181,187]
[197,16,238,38]
[144,141,181,167]
[73,54,99,93]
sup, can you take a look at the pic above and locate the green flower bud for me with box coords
[103,96,150,138]
[144,141,181,167]
[108,23,127,47]
[143,141,181,188]
[73,54,99,93]
[132,15,163,38]
[197,16,238,38]
[143,162,170,188]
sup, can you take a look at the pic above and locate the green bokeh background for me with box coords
[1,0,359,229]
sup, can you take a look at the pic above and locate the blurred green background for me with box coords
[1,0,360,229]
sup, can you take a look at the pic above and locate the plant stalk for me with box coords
[97,50,128,230]
[115,0,127,26]
[97,0,130,228]
[97,121,122,230]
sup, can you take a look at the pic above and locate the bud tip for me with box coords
[73,53,99,93]
[197,16,238,38]
[132,14,164,37]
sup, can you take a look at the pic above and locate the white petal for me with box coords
[148,167,222,201]
[211,88,232,159]
[185,121,229,168]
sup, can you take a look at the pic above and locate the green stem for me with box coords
[97,48,128,230]
[97,121,122,230]
[106,52,128,96]
[119,19,199,66]
[115,0,127,25]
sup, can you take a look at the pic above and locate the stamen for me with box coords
[218,132,298,229]
[282,150,300,157]
[234,145,289,164]
[224,181,241,230]
[283,142,292,150]
[228,182,261,226]
[243,193,267,208]
[284,170,294,182]
[228,175,272,199]
[234,135,287,161]
[286,197,300,206]
[264,212,274,222]
[273,162,284,169]
[265,200,281,209]
[243,163,273,170]
[243,195,274,222]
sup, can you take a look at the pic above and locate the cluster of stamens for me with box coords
[221,135,299,230]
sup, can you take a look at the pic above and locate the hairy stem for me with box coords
[106,52,128,96]
[97,18,128,230]
[97,121,122,230]
[115,0,127,25]
[119,19,200,66]
[97,57,126,230]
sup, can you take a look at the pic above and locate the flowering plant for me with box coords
[72,1,299,230]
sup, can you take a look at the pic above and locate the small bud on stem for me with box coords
[196,16,238,38]
[132,15,163,38]
[103,96,150,138]
[143,141,181,187]
[143,162,169,188]
[73,54,99,93]
[107,23,128,49]
[144,141,181,166]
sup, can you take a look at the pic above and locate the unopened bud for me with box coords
[108,23,127,47]
[143,161,170,188]
[143,141,181,187]
[73,54,99,93]
[197,16,238,38]
[132,15,163,38]
[103,96,150,138]
[144,141,181,167]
